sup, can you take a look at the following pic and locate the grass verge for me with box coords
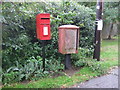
[3,37,118,88]
[3,60,117,88]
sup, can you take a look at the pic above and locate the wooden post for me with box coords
[93,0,104,61]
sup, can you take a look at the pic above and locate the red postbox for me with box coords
[58,25,79,54]
[36,13,51,40]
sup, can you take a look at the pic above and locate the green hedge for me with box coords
[2,1,95,84]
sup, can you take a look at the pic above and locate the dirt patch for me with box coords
[63,66,81,76]
[51,66,81,78]
[51,72,66,78]
[21,80,31,84]
[0,83,3,88]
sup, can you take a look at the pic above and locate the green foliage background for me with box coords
[1,1,118,84]
[2,1,95,69]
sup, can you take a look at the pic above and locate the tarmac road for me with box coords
[72,67,119,88]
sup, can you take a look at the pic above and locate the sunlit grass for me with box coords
[101,37,118,61]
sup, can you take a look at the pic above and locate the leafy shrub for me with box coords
[72,48,106,74]
[71,48,94,62]
[88,61,107,74]
[0,67,2,85]
[2,56,44,84]
[2,2,95,68]
[74,59,106,74]
[2,40,42,70]
[45,57,64,72]
[74,58,87,67]
[2,72,19,85]
[2,2,96,84]
[2,56,64,84]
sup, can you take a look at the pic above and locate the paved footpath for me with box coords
[72,67,119,88]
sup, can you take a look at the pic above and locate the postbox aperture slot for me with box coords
[41,18,49,19]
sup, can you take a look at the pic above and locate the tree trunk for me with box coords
[107,23,113,40]
[102,22,118,39]
[108,35,112,40]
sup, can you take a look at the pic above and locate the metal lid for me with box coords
[58,25,79,29]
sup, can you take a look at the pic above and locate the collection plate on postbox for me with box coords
[58,25,80,54]
[36,13,51,40]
